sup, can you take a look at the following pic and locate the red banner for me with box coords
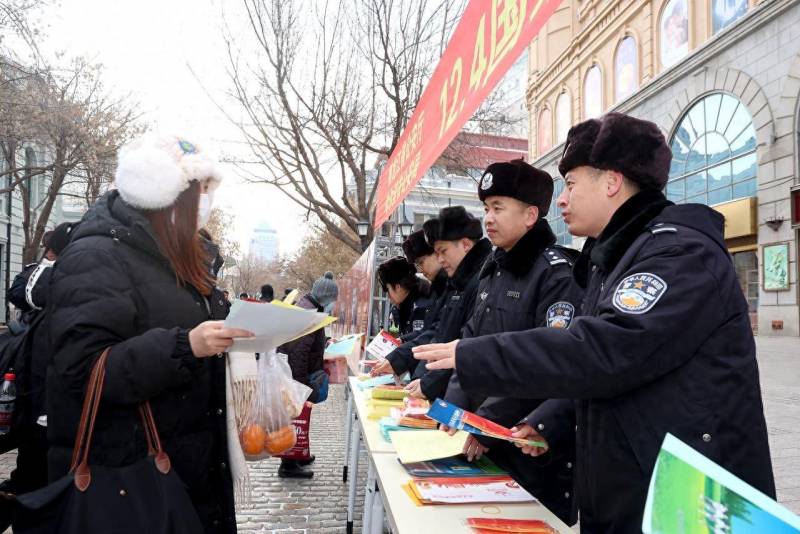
[373,0,562,228]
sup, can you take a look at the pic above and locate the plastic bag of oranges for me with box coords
[239,350,312,460]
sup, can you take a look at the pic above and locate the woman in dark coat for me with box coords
[45,134,252,534]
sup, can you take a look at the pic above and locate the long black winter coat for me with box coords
[454,190,775,533]
[386,269,447,376]
[413,238,492,400]
[45,191,236,534]
[445,219,580,525]
[277,294,325,402]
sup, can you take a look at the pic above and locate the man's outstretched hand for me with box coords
[412,340,459,370]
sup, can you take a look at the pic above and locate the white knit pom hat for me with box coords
[114,133,224,210]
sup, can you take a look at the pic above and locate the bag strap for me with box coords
[71,348,171,492]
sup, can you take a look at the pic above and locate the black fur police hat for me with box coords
[43,222,74,255]
[558,112,672,190]
[402,229,434,264]
[478,159,554,216]
[423,206,483,246]
[376,256,416,291]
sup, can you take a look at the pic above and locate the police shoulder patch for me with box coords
[612,272,668,315]
[546,301,575,329]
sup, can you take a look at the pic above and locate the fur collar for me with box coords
[574,189,672,286]
[480,219,556,279]
[430,268,448,297]
[450,238,493,291]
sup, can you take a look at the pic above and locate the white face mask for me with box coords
[198,193,213,228]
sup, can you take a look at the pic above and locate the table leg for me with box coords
[369,482,385,534]
[346,414,361,534]
[361,458,377,533]
[343,390,354,482]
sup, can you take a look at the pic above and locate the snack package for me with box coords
[238,350,312,460]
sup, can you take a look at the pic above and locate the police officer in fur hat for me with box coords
[381,206,491,401]
[376,257,431,340]
[372,231,449,399]
[442,159,581,525]
[415,112,774,533]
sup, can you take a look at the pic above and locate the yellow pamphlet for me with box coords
[390,430,468,464]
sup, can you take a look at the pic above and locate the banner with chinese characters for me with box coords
[373,0,562,228]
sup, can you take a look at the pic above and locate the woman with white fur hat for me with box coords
[44,134,252,533]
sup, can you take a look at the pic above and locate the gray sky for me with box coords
[42,0,307,254]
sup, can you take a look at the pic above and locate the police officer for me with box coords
[372,231,449,398]
[443,159,580,525]
[415,112,775,533]
[402,206,492,401]
[376,256,431,340]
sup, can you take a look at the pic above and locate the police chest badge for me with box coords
[546,302,575,329]
[612,273,668,314]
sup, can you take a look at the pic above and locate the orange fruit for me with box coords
[264,426,296,455]
[240,424,267,455]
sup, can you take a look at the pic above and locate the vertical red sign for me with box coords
[373,0,563,228]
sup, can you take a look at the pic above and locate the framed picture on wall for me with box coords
[762,242,790,291]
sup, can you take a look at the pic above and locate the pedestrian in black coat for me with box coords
[442,159,581,525]
[45,134,253,534]
[409,206,492,401]
[414,113,775,533]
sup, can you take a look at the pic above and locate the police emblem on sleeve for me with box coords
[612,273,668,314]
[546,302,575,329]
[412,319,425,331]
[480,172,493,190]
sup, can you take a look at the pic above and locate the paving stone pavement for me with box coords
[0,335,797,532]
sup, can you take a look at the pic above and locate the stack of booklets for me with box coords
[401,454,505,478]
[366,397,406,420]
[404,475,535,505]
[427,399,547,448]
[390,398,437,429]
[378,417,426,442]
[466,518,558,533]
[370,385,408,401]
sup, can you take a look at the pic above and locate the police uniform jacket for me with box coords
[452,189,775,533]
[388,277,431,342]
[413,237,492,400]
[444,219,580,524]
[386,269,448,376]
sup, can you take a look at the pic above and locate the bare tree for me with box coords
[282,223,359,290]
[231,251,275,297]
[0,57,141,263]
[203,207,242,263]
[222,0,469,253]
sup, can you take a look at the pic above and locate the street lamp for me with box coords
[357,220,370,238]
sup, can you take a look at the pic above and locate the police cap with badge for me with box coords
[478,158,554,215]
[422,206,483,246]
[558,112,672,190]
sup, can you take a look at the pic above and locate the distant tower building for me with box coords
[249,223,280,261]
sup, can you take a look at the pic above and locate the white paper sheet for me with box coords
[223,300,323,352]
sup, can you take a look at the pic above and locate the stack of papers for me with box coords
[378,417,427,442]
[405,476,535,505]
[366,398,406,420]
[224,300,336,352]
[466,518,557,533]
[371,385,408,401]
[390,398,437,429]
[427,399,547,448]
[357,374,395,390]
[390,430,469,464]
[402,455,505,478]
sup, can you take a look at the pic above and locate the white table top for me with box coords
[371,453,574,534]
[348,376,396,454]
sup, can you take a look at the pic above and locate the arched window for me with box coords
[660,0,689,69]
[615,37,639,102]
[584,65,602,120]
[712,0,748,34]
[538,107,553,156]
[555,92,571,144]
[667,93,757,206]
